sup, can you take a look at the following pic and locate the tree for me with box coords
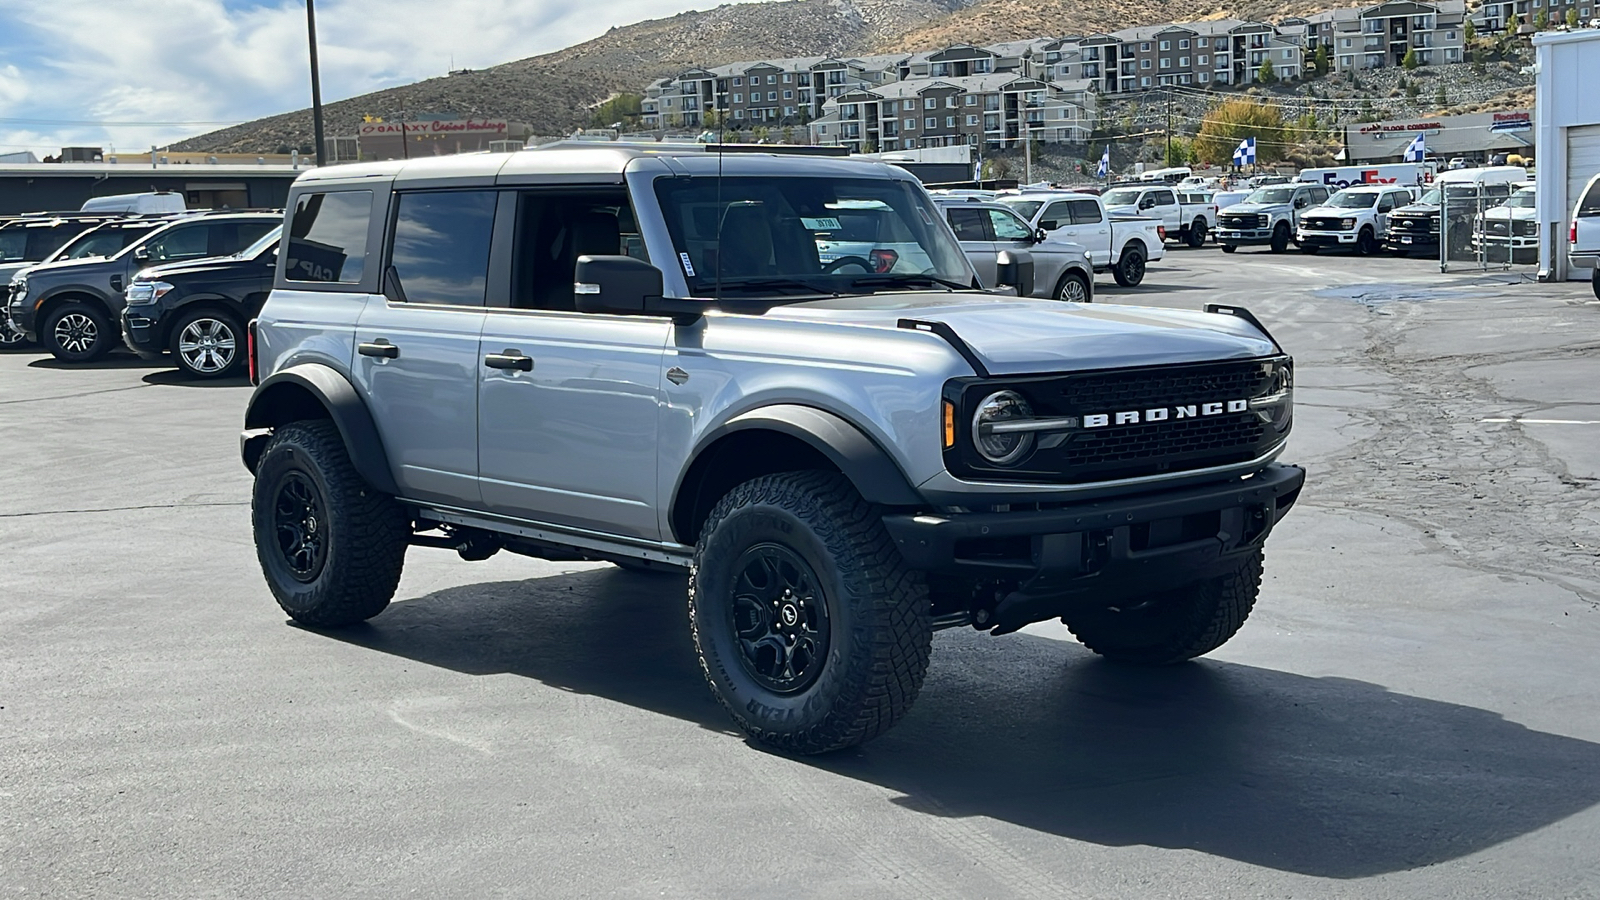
[1257,58,1277,84]
[590,92,644,129]
[1568,7,1580,27]
[1194,98,1291,165]
[1435,85,1449,107]
[1535,9,1549,29]
[1465,19,1476,42]
[1165,135,1192,167]
[1402,47,1419,70]
[1506,11,1521,34]
[1406,82,1421,99]
[1314,44,1331,75]
[1359,99,1379,122]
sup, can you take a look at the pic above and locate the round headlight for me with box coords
[972,390,1034,466]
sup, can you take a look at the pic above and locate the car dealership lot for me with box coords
[3,251,1599,899]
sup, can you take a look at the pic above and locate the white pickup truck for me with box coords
[997,191,1167,286]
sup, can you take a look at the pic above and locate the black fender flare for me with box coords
[670,404,924,541]
[241,363,399,496]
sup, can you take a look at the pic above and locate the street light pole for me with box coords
[306,0,328,166]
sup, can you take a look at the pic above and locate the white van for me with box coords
[79,192,187,214]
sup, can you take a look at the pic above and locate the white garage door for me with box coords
[1567,124,1600,221]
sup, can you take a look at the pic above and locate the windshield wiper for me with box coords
[844,273,972,292]
[712,277,838,296]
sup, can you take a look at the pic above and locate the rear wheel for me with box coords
[170,308,244,378]
[1269,223,1291,253]
[42,301,113,362]
[1111,245,1146,286]
[251,420,410,627]
[689,471,931,754]
[1053,270,1091,302]
[1186,220,1207,248]
[1064,550,1263,665]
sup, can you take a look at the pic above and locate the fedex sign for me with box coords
[1298,164,1428,190]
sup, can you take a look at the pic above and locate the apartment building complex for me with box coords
[1475,0,1595,30]
[641,0,1475,139]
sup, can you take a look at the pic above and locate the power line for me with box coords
[0,117,243,127]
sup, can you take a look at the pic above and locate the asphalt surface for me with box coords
[3,248,1599,899]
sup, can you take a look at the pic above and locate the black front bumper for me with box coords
[883,463,1305,631]
[120,307,166,358]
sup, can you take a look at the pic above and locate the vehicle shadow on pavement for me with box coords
[27,354,166,370]
[324,567,1600,879]
[140,370,251,388]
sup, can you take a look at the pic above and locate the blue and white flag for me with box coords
[1096,145,1110,178]
[1232,137,1256,166]
[1402,131,1427,163]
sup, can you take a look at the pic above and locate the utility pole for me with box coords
[1023,122,1032,185]
[306,0,328,167]
[1165,86,1173,165]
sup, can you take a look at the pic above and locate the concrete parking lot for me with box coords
[3,248,1598,899]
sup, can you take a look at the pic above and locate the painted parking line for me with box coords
[1481,418,1600,425]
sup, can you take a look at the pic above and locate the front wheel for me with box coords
[42,301,113,362]
[170,308,244,378]
[689,471,931,754]
[1064,550,1263,665]
[1389,246,1408,258]
[0,316,28,348]
[1299,244,1321,255]
[1592,267,1600,302]
[1269,224,1291,253]
[1111,245,1146,286]
[1186,220,1207,248]
[1357,228,1378,256]
[1220,243,1237,254]
[1053,270,1091,302]
[251,420,410,627]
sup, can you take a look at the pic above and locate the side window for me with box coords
[145,224,210,262]
[1040,201,1072,230]
[987,208,1035,241]
[946,207,990,241]
[1155,190,1176,206]
[1579,177,1600,217]
[286,190,373,284]
[510,189,636,311]
[1068,199,1103,225]
[388,191,497,306]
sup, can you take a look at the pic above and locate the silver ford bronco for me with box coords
[241,143,1303,754]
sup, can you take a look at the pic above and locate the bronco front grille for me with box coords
[944,358,1286,485]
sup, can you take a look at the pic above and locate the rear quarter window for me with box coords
[1579,177,1600,218]
[285,190,373,284]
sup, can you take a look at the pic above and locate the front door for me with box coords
[945,205,997,285]
[475,189,671,540]
[353,189,498,506]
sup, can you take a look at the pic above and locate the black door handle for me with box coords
[484,351,533,371]
[358,340,399,359]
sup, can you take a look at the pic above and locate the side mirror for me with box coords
[133,246,150,261]
[1034,227,1049,243]
[994,249,1035,297]
[1294,198,1307,209]
[575,255,665,316]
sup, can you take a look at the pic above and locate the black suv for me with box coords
[8,212,277,362]
[121,226,280,378]
[0,213,134,346]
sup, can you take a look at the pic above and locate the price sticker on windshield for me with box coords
[679,252,696,277]
[801,217,842,231]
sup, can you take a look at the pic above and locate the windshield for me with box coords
[0,229,25,262]
[1246,187,1297,205]
[1000,198,1044,220]
[238,226,283,259]
[1501,189,1535,208]
[1327,190,1379,209]
[653,176,972,299]
[1101,188,1143,206]
[52,223,161,261]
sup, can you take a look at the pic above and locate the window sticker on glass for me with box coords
[679,251,696,277]
[802,217,842,231]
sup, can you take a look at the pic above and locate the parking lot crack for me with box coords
[0,500,248,519]
[0,383,154,406]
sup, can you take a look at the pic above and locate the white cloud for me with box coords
[0,0,722,155]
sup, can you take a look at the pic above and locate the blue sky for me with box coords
[0,0,707,156]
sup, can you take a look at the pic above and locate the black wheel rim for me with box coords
[729,543,831,694]
[273,471,327,583]
[1127,255,1144,281]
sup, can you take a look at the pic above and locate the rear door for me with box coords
[353,189,496,506]
[945,205,997,285]
[475,188,671,539]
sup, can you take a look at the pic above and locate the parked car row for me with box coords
[3,208,279,376]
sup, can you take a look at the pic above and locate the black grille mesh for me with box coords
[1059,414,1266,469]
[1054,360,1270,414]
[1304,216,1343,230]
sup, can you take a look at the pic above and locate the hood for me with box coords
[18,254,119,280]
[135,254,257,281]
[1481,206,1536,221]
[1103,204,1138,216]
[1392,202,1439,216]
[758,292,1276,375]
[1219,202,1286,215]
[0,261,29,284]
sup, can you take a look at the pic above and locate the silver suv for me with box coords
[241,144,1304,754]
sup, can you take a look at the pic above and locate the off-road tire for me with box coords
[252,420,410,627]
[1053,270,1091,302]
[1220,243,1237,254]
[1186,220,1207,248]
[1357,227,1378,256]
[689,471,931,755]
[170,308,245,379]
[42,301,113,362]
[1269,223,1291,253]
[1064,550,1263,666]
[1111,245,1147,286]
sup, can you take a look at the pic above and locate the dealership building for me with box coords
[1344,109,1536,163]
[335,118,532,161]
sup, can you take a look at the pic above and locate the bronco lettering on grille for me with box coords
[1084,398,1249,428]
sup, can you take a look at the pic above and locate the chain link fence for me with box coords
[1439,185,1532,273]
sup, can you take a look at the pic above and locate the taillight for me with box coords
[1157,225,1167,241]
[1573,220,1579,245]
[247,319,259,385]
[869,249,899,273]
